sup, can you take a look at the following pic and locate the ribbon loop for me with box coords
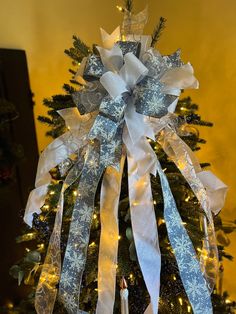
[120,52,148,89]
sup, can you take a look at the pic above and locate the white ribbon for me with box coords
[100,26,121,50]
[24,108,94,226]
[96,155,125,314]
[99,51,148,99]
[124,124,161,314]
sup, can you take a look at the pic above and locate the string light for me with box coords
[116,5,123,12]
[153,200,157,205]
[185,195,190,202]
[173,275,176,281]
[73,190,78,196]
[118,235,121,240]
[6,302,14,309]
[93,214,97,219]
[49,191,55,195]
[226,299,231,304]
[25,248,30,252]
[89,242,96,247]
[43,204,50,210]
[38,243,44,250]
[187,305,191,312]
[178,298,183,306]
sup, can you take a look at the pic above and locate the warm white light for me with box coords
[185,196,190,202]
[116,5,123,11]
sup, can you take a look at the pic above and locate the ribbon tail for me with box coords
[159,128,220,290]
[125,133,161,314]
[96,154,125,314]
[35,157,85,314]
[156,159,213,314]
[58,145,104,313]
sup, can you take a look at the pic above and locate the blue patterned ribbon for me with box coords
[156,158,213,314]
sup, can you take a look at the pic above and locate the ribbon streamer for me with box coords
[155,158,213,314]
[96,155,125,314]
[59,144,104,313]
[125,131,161,314]
[158,126,228,289]
[35,156,85,314]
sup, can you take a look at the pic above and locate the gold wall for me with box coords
[1,0,235,301]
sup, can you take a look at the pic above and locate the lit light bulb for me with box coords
[153,200,157,205]
[116,5,123,11]
[6,302,14,309]
[118,235,121,240]
[73,190,78,196]
[178,297,183,306]
[49,191,55,195]
[187,305,191,312]
[93,214,97,219]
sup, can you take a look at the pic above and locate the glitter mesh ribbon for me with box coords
[158,126,228,290]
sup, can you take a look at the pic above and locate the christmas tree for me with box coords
[5,1,236,313]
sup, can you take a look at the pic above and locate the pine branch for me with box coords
[151,17,167,47]
[37,116,53,125]
[64,36,91,63]
[124,0,133,12]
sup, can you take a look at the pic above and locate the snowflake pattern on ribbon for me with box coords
[156,159,213,314]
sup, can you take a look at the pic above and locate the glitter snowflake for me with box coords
[173,234,191,258]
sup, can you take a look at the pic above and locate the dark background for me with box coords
[0,49,38,307]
